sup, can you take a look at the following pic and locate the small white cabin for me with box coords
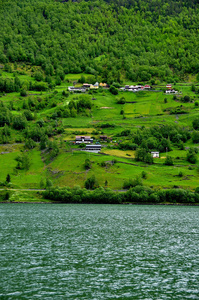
[151,152,159,158]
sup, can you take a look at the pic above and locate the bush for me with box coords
[20,90,27,97]
[117,97,126,104]
[193,117,199,130]
[109,85,118,95]
[85,175,99,190]
[192,131,199,143]
[164,156,174,166]
[187,149,197,164]
[183,95,191,102]
[141,171,147,179]
[123,176,143,189]
[84,159,91,170]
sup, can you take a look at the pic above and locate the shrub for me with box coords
[109,85,118,95]
[141,171,147,179]
[178,171,183,177]
[164,156,174,166]
[85,175,99,190]
[187,149,197,164]
[20,90,27,97]
[84,159,91,170]
[123,176,143,189]
[192,117,199,130]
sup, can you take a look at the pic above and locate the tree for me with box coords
[20,90,27,97]
[13,115,27,130]
[192,131,199,144]
[193,118,199,130]
[85,175,99,190]
[6,174,10,183]
[25,138,36,149]
[15,153,31,170]
[79,74,85,84]
[84,159,91,170]
[183,95,190,102]
[40,135,48,150]
[109,85,118,95]
[187,148,197,164]
[34,71,44,81]
[164,156,174,166]
[123,176,143,189]
[46,179,53,189]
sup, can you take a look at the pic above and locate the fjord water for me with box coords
[0,204,198,299]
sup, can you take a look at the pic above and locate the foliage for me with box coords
[84,158,91,170]
[109,86,118,95]
[85,175,99,190]
[193,118,199,130]
[13,114,27,130]
[135,148,153,164]
[164,156,174,166]
[0,0,199,82]
[6,174,10,183]
[117,97,126,104]
[15,153,30,170]
[43,185,197,204]
[123,176,143,189]
[187,148,197,164]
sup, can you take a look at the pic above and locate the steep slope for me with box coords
[0,0,199,82]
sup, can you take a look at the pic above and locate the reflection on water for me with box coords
[0,204,199,299]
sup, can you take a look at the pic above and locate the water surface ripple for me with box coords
[0,204,199,299]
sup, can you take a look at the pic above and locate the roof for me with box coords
[86,144,101,148]
[76,136,91,139]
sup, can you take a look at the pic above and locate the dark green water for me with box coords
[0,204,199,299]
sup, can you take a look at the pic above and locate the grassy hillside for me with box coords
[0,68,199,197]
[0,0,199,202]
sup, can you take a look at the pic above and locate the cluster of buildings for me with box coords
[74,136,161,156]
[68,82,109,93]
[74,135,109,153]
[120,84,151,92]
[165,84,179,94]
[68,81,181,95]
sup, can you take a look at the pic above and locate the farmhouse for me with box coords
[83,83,92,89]
[144,85,151,89]
[166,84,172,89]
[68,86,86,92]
[123,84,151,92]
[75,136,93,144]
[84,144,102,153]
[151,152,159,158]
[90,82,99,89]
[100,135,108,141]
[165,89,178,94]
[99,83,109,88]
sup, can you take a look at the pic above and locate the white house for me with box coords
[165,89,178,94]
[75,136,93,144]
[84,144,102,153]
[151,152,159,158]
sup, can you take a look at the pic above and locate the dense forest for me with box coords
[0,0,199,83]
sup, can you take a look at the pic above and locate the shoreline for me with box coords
[1,201,199,206]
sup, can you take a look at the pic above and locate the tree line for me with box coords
[43,185,199,204]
